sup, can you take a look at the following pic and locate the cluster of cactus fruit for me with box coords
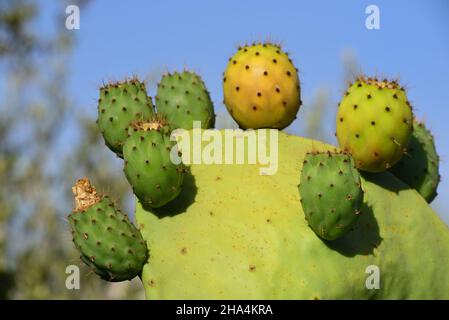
[71,70,215,281]
[335,76,440,203]
[68,41,442,292]
[98,71,214,211]
[309,75,441,241]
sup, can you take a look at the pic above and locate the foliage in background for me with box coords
[0,0,143,299]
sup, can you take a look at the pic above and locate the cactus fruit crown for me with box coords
[97,77,155,157]
[389,119,440,203]
[69,177,148,282]
[298,150,364,241]
[123,116,185,209]
[357,76,404,90]
[336,75,413,172]
[155,70,215,130]
[72,176,101,212]
[223,41,301,130]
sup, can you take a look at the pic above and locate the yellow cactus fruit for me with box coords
[223,42,301,129]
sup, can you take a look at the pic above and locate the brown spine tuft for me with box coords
[72,177,101,212]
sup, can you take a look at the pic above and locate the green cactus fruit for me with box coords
[155,71,215,130]
[123,117,185,208]
[98,78,155,157]
[135,130,449,299]
[68,177,148,282]
[223,42,301,129]
[336,76,413,172]
[298,152,363,240]
[389,120,440,203]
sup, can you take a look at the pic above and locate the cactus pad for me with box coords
[136,130,449,299]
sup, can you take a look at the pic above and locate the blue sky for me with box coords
[40,0,449,222]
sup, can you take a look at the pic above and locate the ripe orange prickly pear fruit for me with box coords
[222,42,301,129]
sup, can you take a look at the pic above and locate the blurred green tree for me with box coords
[0,0,143,299]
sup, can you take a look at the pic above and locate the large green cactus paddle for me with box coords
[136,130,449,299]
[69,131,449,299]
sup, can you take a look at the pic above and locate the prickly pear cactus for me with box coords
[123,118,185,209]
[336,77,413,172]
[222,42,301,129]
[389,120,440,203]
[97,78,155,157]
[136,130,449,299]
[155,71,215,130]
[298,152,363,240]
[68,177,148,282]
